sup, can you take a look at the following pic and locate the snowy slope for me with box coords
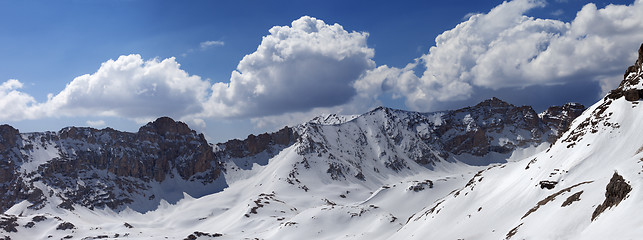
[389,44,643,240]
[391,94,642,240]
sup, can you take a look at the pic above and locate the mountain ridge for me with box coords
[0,98,588,217]
[27,43,643,238]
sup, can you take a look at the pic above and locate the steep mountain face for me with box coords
[0,117,223,213]
[216,126,298,160]
[430,98,583,157]
[225,98,584,172]
[540,102,586,141]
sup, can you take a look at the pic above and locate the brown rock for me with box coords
[541,103,586,134]
[222,126,296,158]
[615,43,643,94]
[139,116,192,136]
[0,116,222,212]
[0,124,19,152]
[591,172,632,221]
[624,65,638,79]
[624,89,640,101]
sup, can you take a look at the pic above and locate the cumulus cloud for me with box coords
[361,0,643,112]
[0,79,38,121]
[204,16,375,118]
[0,55,211,123]
[0,16,376,129]
[44,54,211,122]
[200,40,224,50]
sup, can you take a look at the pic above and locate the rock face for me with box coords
[540,103,586,141]
[591,172,632,221]
[218,127,298,159]
[608,43,643,101]
[0,117,222,212]
[417,97,584,158]
[436,97,551,156]
[291,99,585,184]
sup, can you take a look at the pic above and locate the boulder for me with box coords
[624,89,640,101]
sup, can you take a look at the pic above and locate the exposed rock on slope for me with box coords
[217,126,298,159]
[591,172,632,221]
[608,43,643,101]
[540,103,586,140]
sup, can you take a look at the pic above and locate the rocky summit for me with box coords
[0,117,222,213]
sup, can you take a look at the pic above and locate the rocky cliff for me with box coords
[0,117,222,212]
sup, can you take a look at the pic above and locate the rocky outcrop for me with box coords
[140,116,192,136]
[435,98,583,157]
[540,103,586,141]
[591,172,632,221]
[608,43,643,101]
[438,98,543,156]
[566,44,643,146]
[40,118,218,183]
[623,43,643,78]
[218,126,298,159]
[0,117,221,212]
[0,125,45,213]
[0,125,19,152]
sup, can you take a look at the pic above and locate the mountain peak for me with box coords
[474,97,513,108]
[139,116,192,135]
[308,113,359,125]
[370,105,393,113]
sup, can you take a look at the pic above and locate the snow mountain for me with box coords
[393,43,643,239]
[2,44,642,239]
[0,100,583,239]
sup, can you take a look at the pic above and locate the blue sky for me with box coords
[0,0,641,142]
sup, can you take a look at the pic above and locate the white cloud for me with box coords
[363,0,643,112]
[0,16,377,129]
[42,54,211,122]
[200,40,224,50]
[0,79,38,121]
[462,12,481,20]
[86,120,106,127]
[469,0,643,93]
[204,16,375,118]
[0,55,212,123]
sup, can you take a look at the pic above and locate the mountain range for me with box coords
[1,44,642,239]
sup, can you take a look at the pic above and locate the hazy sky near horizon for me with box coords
[0,0,642,142]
